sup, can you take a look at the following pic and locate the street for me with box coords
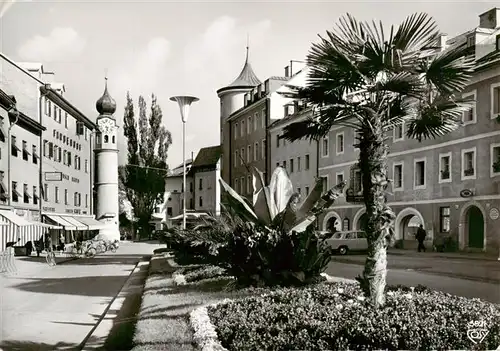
[326,253,500,304]
[0,244,498,350]
[0,241,161,350]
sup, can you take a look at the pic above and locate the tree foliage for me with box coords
[280,13,473,307]
[119,92,172,237]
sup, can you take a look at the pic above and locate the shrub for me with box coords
[221,222,333,287]
[164,166,346,287]
[208,283,500,351]
[152,247,170,254]
[183,265,228,283]
[160,213,238,266]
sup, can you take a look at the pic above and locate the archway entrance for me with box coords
[466,206,484,249]
[358,213,368,232]
[326,216,341,232]
[322,212,342,233]
[400,215,422,241]
[394,207,425,249]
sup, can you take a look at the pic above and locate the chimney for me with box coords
[191,151,194,162]
[284,66,290,78]
[479,8,500,29]
[438,33,447,50]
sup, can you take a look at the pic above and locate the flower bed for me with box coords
[207,282,500,350]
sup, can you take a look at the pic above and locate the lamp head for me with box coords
[170,95,199,123]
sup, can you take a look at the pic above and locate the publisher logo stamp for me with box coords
[467,320,489,345]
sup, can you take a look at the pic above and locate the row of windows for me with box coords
[392,145,499,190]
[234,109,266,139]
[9,136,40,164]
[43,140,88,172]
[0,176,40,205]
[96,134,116,144]
[276,154,311,173]
[177,178,207,193]
[167,195,204,209]
[318,88,500,158]
[0,177,88,208]
[325,144,500,195]
[45,98,90,139]
[233,173,311,198]
[41,183,88,207]
[234,140,266,166]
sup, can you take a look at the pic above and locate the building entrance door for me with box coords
[467,206,484,249]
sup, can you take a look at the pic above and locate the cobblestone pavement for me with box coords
[0,241,162,350]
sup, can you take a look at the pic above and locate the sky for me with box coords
[0,0,497,168]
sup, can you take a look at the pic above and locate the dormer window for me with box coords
[467,35,475,48]
[496,34,500,51]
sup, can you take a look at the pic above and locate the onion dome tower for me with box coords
[94,77,120,241]
[217,41,261,182]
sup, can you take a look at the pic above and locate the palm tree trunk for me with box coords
[357,120,396,308]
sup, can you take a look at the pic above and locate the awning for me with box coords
[45,214,77,230]
[0,209,33,226]
[59,216,88,230]
[74,216,107,230]
[30,221,62,229]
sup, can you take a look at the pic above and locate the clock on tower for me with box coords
[93,77,120,241]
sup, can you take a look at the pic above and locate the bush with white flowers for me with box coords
[207,282,500,350]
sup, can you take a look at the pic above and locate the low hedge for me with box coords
[183,265,227,283]
[208,283,500,350]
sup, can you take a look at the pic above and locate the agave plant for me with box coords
[218,166,347,234]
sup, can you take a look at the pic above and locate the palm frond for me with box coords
[393,13,439,52]
[405,96,471,141]
[371,71,425,98]
[422,43,475,95]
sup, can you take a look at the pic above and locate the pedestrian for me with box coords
[45,233,53,252]
[24,240,33,256]
[416,225,427,252]
[36,235,43,257]
[59,233,66,252]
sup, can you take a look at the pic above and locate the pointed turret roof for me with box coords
[217,44,261,95]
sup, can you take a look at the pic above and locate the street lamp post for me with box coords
[169,96,199,230]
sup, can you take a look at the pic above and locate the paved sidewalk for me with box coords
[0,241,162,350]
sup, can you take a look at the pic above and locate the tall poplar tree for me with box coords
[119,92,172,238]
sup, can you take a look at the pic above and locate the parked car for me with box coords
[326,230,368,255]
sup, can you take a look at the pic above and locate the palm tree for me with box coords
[281,13,474,308]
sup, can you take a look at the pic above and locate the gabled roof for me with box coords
[168,159,193,177]
[191,145,222,168]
